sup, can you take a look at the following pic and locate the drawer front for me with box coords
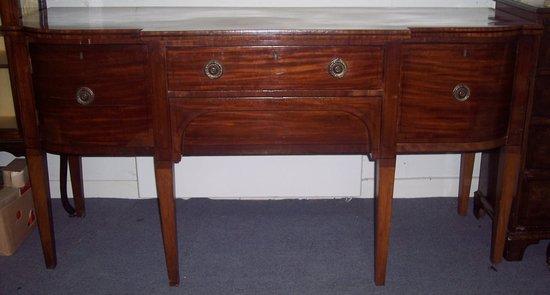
[30,44,154,151]
[31,44,149,106]
[525,124,550,170]
[170,97,381,157]
[167,46,383,91]
[398,43,516,143]
[38,103,153,149]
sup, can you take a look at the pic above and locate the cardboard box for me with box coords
[0,187,19,209]
[0,189,36,256]
[2,158,29,189]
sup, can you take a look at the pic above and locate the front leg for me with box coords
[26,149,56,268]
[374,157,396,286]
[491,146,521,263]
[154,159,180,286]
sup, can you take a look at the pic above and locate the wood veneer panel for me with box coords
[398,42,516,143]
[171,97,381,157]
[30,44,154,153]
[167,46,383,92]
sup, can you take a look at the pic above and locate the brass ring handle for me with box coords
[204,60,223,79]
[453,84,471,102]
[75,87,95,106]
[328,58,347,79]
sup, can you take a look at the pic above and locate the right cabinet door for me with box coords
[398,42,516,143]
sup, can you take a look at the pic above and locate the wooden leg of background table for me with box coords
[59,154,76,216]
[374,157,396,286]
[26,150,56,268]
[68,155,85,217]
[458,153,476,216]
[154,160,180,287]
[491,146,521,264]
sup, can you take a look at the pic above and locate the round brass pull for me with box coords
[75,87,95,106]
[328,58,347,79]
[204,60,223,79]
[453,84,471,102]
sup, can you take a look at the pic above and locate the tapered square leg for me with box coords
[491,146,521,264]
[68,155,85,217]
[26,150,56,268]
[154,160,180,287]
[458,153,475,216]
[374,157,396,286]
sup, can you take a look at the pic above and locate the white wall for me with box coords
[0,0,493,199]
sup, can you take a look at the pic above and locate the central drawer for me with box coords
[166,46,383,91]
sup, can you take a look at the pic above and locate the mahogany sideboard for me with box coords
[0,2,542,287]
[471,0,550,262]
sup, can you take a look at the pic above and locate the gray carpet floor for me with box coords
[0,198,548,294]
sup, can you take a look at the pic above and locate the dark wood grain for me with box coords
[1,2,543,287]
[31,44,150,106]
[517,176,550,227]
[170,97,381,159]
[491,146,522,263]
[396,139,508,154]
[0,0,22,27]
[26,150,56,268]
[374,157,396,286]
[30,44,154,155]
[372,43,401,286]
[154,160,179,287]
[167,46,383,91]
[398,42,516,143]
[37,103,153,153]
[379,43,401,160]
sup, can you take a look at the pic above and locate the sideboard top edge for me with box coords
[16,7,538,34]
